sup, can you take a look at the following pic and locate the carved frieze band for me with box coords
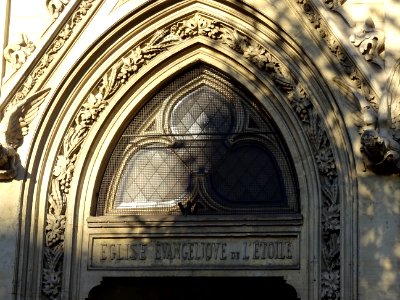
[43,13,340,299]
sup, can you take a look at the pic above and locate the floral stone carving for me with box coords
[44,13,341,299]
[350,17,385,69]
[47,0,71,20]
[3,33,35,72]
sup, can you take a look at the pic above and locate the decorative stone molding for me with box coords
[350,17,385,69]
[295,0,378,109]
[113,0,130,11]
[323,0,344,10]
[44,12,340,299]
[3,33,35,72]
[323,0,355,27]
[6,0,96,116]
[47,0,71,20]
[359,59,400,174]
[0,88,50,180]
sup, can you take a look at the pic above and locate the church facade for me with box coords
[0,1,399,299]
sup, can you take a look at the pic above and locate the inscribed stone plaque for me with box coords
[89,234,300,270]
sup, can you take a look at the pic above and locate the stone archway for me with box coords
[11,2,357,299]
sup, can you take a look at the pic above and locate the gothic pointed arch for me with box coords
[11,2,358,299]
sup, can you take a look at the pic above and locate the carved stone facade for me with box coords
[0,1,399,300]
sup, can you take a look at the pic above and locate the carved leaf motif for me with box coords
[44,12,342,300]
[387,60,400,137]
[243,41,269,69]
[221,28,248,53]
[3,33,36,71]
[46,213,66,247]
[349,17,385,68]
[322,203,340,232]
[43,246,63,299]
[46,0,70,20]
[321,269,340,300]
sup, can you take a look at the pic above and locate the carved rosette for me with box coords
[44,12,340,299]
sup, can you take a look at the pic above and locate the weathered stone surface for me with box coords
[0,1,399,300]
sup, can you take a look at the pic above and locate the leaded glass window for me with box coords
[97,65,299,215]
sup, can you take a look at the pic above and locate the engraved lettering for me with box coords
[100,244,107,261]
[92,237,298,268]
[129,243,137,260]
[155,242,161,260]
[213,243,220,260]
[139,244,147,260]
[231,251,240,260]
[116,244,124,260]
[220,243,227,260]
[286,242,293,259]
[277,242,285,259]
[182,243,188,260]
[205,243,212,260]
[253,241,260,259]
[173,243,181,259]
[261,242,266,259]
[189,243,194,260]
[110,244,116,260]
[267,242,275,259]
[242,242,250,260]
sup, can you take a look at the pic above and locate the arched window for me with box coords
[96,65,299,216]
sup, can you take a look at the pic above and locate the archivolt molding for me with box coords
[43,11,342,299]
[4,0,97,113]
[294,0,378,108]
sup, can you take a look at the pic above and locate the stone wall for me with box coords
[0,1,399,299]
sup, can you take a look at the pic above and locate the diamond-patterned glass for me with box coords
[97,65,299,216]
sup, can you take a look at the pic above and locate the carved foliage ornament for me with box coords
[3,33,35,72]
[295,0,377,109]
[44,13,340,299]
[47,0,71,20]
[350,17,385,69]
[6,0,96,120]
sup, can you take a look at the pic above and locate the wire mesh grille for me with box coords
[97,65,299,216]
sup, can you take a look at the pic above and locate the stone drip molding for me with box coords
[3,33,36,74]
[294,1,400,175]
[295,0,378,107]
[44,13,340,299]
[322,0,355,27]
[5,0,96,112]
[47,0,71,20]
[322,0,384,66]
